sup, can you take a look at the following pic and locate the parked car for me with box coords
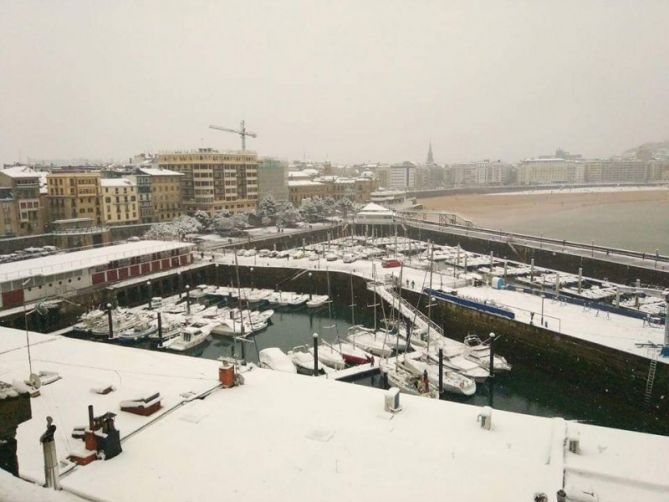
[382,259,402,268]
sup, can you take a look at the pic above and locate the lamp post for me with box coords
[107,303,114,339]
[250,267,254,290]
[147,280,152,309]
[214,263,219,285]
[185,285,191,315]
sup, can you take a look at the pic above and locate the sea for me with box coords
[475,199,669,255]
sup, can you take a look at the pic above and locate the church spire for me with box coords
[426,141,434,165]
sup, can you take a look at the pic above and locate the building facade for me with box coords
[100,178,139,225]
[516,158,585,185]
[133,167,183,222]
[46,171,102,226]
[389,162,416,190]
[157,148,258,215]
[0,166,44,236]
[447,160,513,186]
[257,158,289,202]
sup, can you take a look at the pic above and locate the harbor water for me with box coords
[67,299,669,436]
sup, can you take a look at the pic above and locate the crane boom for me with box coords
[208,120,257,150]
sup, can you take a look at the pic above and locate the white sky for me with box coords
[1,0,668,165]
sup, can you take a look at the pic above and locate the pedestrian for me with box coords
[411,280,415,289]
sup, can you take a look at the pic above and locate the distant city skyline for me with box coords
[1,1,668,167]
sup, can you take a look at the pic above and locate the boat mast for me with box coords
[427,241,434,354]
[349,272,356,326]
[234,250,245,340]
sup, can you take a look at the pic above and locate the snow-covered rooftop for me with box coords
[3,327,668,501]
[358,202,394,214]
[0,240,192,283]
[137,167,183,177]
[100,178,135,187]
[288,180,323,187]
[0,165,40,179]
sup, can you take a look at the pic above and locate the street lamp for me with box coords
[185,285,191,315]
[147,280,152,310]
[22,278,35,378]
[250,267,254,290]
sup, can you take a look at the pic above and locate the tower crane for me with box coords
[209,121,257,151]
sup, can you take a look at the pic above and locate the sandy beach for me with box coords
[418,188,669,228]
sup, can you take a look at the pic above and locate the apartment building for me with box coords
[257,158,289,201]
[100,178,139,225]
[447,160,513,186]
[288,176,378,206]
[516,158,585,185]
[388,162,416,190]
[157,148,258,215]
[46,171,102,225]
[132,167,183,222]
[0,166,44,236]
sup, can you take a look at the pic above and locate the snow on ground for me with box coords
[0,469,85,502]
[487,185,669,196]
[3,327,669,502]
[457,285,666,361]
[213,251,667,363]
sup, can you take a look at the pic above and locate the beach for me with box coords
[418,187,669,253]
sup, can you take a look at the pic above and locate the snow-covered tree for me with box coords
[323,196,336,215]
[336,197,354,219]
[144,215,202,240]
[193,210,211,230]
[257,195,278,220]
[211,211,248,235]
[276,202,300,227]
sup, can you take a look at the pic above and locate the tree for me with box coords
[276,202,301,227]
[336,197,353,219]
[211,211,248,236]
[193,210,211,230]
[323,196,336,216]
[257,195,278,220]
[144,215,202,241]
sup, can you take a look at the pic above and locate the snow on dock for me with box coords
[214,248,668,363]
[2,326,669,501]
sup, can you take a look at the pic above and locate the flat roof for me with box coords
[0,240,192,283]
[100,178,135,187]
[2,328,667,501]
[137,167,183,176]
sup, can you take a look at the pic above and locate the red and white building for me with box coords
[0,240,194,309]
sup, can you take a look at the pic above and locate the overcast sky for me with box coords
[1,1,668,166]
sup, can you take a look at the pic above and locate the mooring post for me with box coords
[438,347,444,393]
[313,333,319,376]
[489,332,496,379]
[530,258,535,282]
[106,303,113,339]
[157,312,163,346]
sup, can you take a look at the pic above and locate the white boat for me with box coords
[288,346,319,374]
[402,357,476,396]
[342,253,356,263]
[267,291,309,307]
[336,342,374,365]
[385,364,439,399]
[161,321,213,352]
[259,348,297,373]
[428,351,489,382]
[325,253,338,261]
[148,316,182,341]
[306,295,329,309]
[116,319,158,344]
[310,340,346,370]
[464,350,512,372]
